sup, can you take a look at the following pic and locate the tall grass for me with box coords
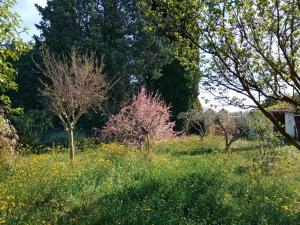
[0,137,299,224]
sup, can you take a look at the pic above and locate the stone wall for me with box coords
[0,110,18,154]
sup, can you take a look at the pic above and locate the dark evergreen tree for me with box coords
[35,0,87,54]
[149,59,200,130]
[35,0,172,113]
[9,48,42,110]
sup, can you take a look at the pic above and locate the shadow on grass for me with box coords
[172,145,218,156]
[170,141,259,157]
[58,173,297,225]
[230,144,259,152]
[58,173,230,225]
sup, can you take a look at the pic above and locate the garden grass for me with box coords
[0,136,299,225]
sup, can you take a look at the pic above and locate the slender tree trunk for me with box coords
[222,126,229,150]
[225,137,232,151]
[146,133,152,161]
[67,128,75,160]
[218,121,233,151]
[199,125,204,141]
[224,134,230,151]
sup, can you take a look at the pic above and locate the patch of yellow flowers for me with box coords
[102,143,128,156]
[0,144,130,224]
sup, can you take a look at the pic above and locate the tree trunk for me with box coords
[224,134,230,151]
[146,133,152,161]
[67,128,75,160]
[221,126,229,150]
[199,125,204,141]
[225,137,233,151]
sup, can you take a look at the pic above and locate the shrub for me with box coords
[102,88,175,159]
[0,114,18,170]
[247,110,282,145]
[247,110,284,166]
[177,108,206,139]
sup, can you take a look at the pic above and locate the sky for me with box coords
[13,0,248,112]
[13,0,47,41]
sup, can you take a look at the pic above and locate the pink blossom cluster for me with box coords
[102,88,175,147]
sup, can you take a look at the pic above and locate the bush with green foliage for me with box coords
[247,110,284,166]
[247,110,283,147]
[177,108,207,138]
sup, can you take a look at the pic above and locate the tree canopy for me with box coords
[0,0,28,107]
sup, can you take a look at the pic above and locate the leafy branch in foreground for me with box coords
[0,0,29,108]
[142,0,300,150]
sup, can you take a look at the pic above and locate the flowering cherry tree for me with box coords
[102,88,175,159]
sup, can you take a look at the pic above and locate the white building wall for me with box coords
[285,113,296,138]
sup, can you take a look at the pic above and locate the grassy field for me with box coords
[0,136,300,225]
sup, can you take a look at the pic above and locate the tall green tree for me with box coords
[149,59,200,130]
[35,0,172,113]
[140,0,201,130]
[10,48,41,110]
[0,0,28,107]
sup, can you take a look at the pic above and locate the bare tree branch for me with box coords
[36,47,108,159]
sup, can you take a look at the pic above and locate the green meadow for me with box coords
[1,136,299,225]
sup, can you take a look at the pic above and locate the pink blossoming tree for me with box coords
[102,88,175,159]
